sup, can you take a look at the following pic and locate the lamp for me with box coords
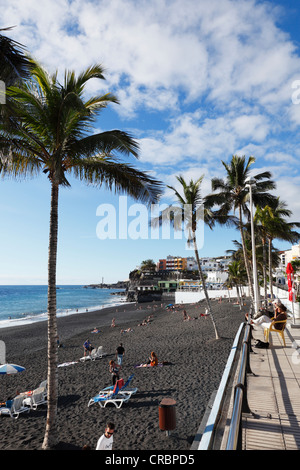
[246,178,260,315]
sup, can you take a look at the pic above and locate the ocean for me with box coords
[0,285,127,329]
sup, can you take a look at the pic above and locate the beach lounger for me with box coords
[39,379,47,390]
[0,395,30,419]
[87,384,131,409]
[100,374,138,396]
[80,346,107,362]
[91,346,107,360]
[25,387,47,410]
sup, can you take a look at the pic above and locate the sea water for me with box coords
[0,285,127,329]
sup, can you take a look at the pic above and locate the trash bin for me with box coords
[159,398,176,435]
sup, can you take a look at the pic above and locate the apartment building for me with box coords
[158,255,187,271]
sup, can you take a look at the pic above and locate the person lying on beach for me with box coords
[111,318,116,327]
[199,308,210,319]
[83,339,93,356]
[120,328,133,334]
[184,313,193,321]
[91,327,100,333]
[138,318,151,326]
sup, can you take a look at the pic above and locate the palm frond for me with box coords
[72,156,162,205]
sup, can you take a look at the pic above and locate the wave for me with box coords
[0,295,130,330]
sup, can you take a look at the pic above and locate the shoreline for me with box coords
[0,285,129,329]
[0,298,248,450]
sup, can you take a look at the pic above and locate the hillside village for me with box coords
[84,241,300,303]
[126,242,300,302]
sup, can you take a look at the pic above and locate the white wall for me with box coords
[175,287,250,304]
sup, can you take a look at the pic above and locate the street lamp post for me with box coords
[246,179,260,316]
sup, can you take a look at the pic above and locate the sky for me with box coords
[1,0,300,285]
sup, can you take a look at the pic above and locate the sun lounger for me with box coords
[25,387,47,410]
[80,346,107,362]
[88,384,131,409]
[0,395,30,419]
[100,374,138,396]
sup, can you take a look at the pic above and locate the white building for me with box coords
[280,242,300,266]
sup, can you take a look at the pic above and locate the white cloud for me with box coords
[2,0,300,221]
[3,0,300,117]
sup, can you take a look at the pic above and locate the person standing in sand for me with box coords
[109,360,121,385]
[96,422,115,450]
[83,339,93,356]
[116,343,125,366]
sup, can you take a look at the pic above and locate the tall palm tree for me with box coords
[254,205,275,306]
[205,155,276,306]
[0,59,162,449]
[259,198,300,299]
[152,175,220,339]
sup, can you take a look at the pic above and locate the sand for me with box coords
[0,297,248,451]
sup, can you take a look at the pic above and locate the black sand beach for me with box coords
[0,298,248,450]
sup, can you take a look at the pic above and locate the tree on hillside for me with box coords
[140,259,157,272]
[0,59,163,449]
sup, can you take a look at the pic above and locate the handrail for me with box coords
[197,322,245,450]
[225,324,252,450]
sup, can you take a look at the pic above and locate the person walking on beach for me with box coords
[116,343,125,366]
[96,422,115,450]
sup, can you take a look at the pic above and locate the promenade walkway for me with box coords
[242,320,300,450]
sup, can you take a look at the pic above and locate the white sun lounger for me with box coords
[80,346,107,362]
[0,395,30,419]
[88,384,131,409]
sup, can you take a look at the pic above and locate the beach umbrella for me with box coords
[0,363,25,399]
[286,263,295,323]
[0,363,25,375]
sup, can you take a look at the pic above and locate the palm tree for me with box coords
[205,155,276,306]
[227,261,247,308]
[0,59,162,449]
[152,175,220,339]
[140,259,157,272]
[259,198,300,299]
[0,27,32,85]
[254,205,275,306]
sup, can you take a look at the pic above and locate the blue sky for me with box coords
[1,0,300,285]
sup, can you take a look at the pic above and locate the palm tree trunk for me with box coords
[42,182,59,450]
[235,283,242,309]
[193,234,220,340]
[239,206,254,303]
[262,239,268,307]
[268,237,273,300]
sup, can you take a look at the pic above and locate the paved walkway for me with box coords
[242,320,300,450]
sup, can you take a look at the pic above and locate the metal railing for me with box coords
[197,322,246,450]
[197,313,254,451]
[225,323,253,450]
